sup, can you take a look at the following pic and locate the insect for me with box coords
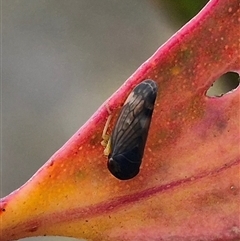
[104,79,158,180]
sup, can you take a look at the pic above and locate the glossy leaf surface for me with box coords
[1,0,239,240]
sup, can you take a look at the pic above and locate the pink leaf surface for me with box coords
[1,0,240,240]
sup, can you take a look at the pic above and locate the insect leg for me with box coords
[101,104,112,156]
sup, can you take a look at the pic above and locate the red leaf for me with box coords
[1,0,239,240]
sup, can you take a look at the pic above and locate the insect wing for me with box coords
[108,80,158,180]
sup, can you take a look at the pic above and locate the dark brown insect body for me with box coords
[108,79,158,180]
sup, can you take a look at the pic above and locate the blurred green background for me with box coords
[2,1,238,241]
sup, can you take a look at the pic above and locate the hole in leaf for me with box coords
[206,72,239,97]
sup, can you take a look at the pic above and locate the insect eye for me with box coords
[107,158,121,174]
